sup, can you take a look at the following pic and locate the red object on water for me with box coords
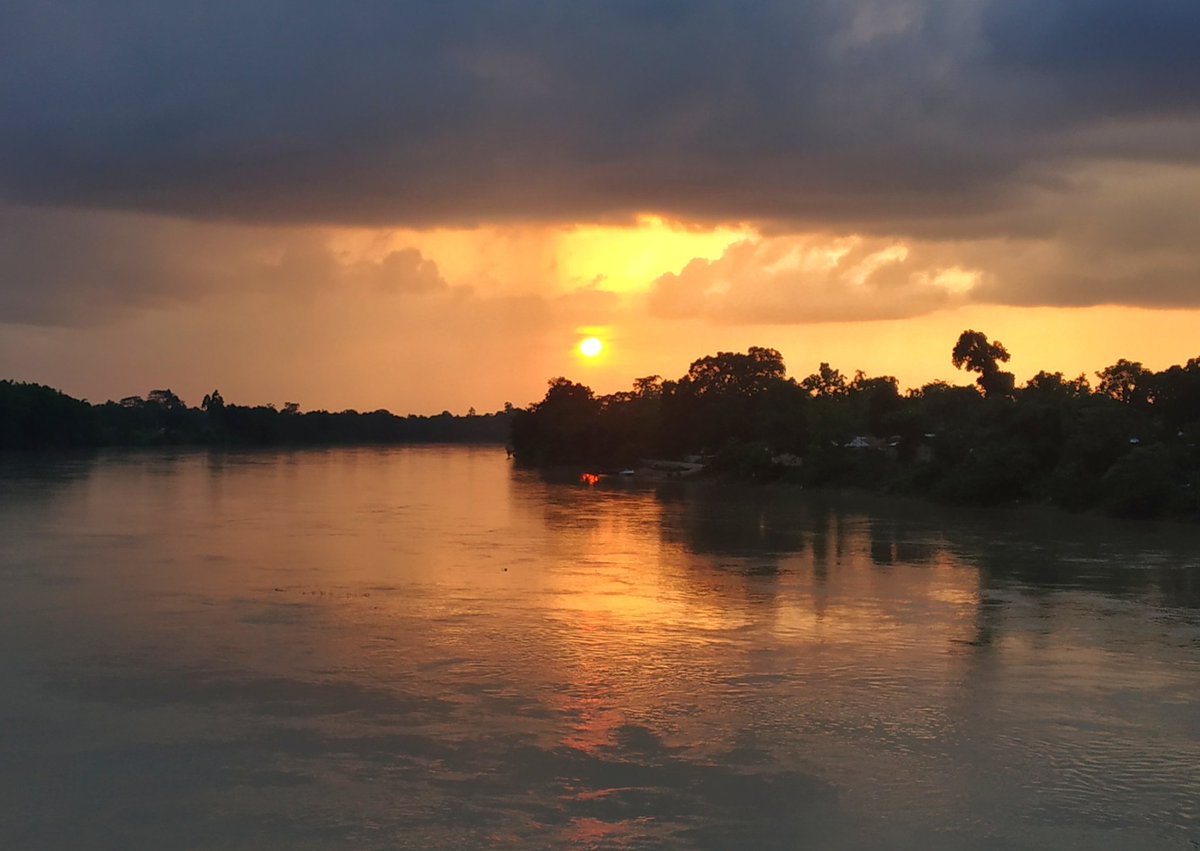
[580,473,600,486]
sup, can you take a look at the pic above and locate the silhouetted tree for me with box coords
[7,336,1200,520]
[147,389,185,410]
[849,371,901,435]
[0,380,99,449]
[1024,371,1090,399]
[952,330,1014,398]
[509,378,601,463]
[1096,359,1152,406]
[669,347,797,455]
[1154,358,1200,431]
[683,347,787,398]
[2,382,509,449]
[801,363,849,397]
[632,375,663,398]
[201,390,225,413]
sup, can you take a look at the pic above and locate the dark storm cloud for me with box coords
[982,0,1200,120]
[3,0,1198,230]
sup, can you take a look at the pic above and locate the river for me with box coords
[1,446,1198,849]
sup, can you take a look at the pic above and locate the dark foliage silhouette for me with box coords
[511,333,1200,520]
[0,381,510,449]
[952,330,1015,398]
[6,330,1200,519]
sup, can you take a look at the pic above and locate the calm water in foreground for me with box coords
[1,446,1199,850]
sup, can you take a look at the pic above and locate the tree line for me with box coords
[511,331,1200,519]
[0,384,511,449]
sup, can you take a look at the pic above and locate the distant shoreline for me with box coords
[0,379,512,451]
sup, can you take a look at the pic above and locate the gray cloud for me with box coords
[650,161,1200,322]
[3,1,1200,328]
[963,162,1200,308]
[2,1,1198,232]
[0,204,446,326]
[649,235,970,324]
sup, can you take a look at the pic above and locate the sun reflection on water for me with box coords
[2,449,1199,849]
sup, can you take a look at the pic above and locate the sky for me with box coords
[3,1,1200,414]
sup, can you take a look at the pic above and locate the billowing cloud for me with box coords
[650,235,974,324]
[652,160,1200,322]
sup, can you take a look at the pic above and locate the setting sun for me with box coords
[579,337,604,358]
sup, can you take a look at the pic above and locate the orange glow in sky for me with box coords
[9,213,1200,415]
[7,10,1200,425]
[558,215,752,293]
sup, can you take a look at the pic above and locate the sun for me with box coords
[579,337,604,358]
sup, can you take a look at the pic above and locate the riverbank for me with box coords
[548,450,1200,524]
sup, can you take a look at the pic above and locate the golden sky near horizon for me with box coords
[4,209,1200,415]
[4,4,1200,414]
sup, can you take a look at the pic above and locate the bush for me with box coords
[1100,446,1177,518]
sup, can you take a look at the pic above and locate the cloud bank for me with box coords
[2,1,1197,230]
[3,0,1199,388]
[0,204,450,325]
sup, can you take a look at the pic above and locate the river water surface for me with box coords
[1,446,1198,849]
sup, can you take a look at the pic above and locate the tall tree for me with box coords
[1095,359,1152,406]
[952,330,1014,398]
[683,347,787,398]
[800,363,848,397]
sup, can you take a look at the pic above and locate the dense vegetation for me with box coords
[511,331,1200,520]
[0,384,510,449]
